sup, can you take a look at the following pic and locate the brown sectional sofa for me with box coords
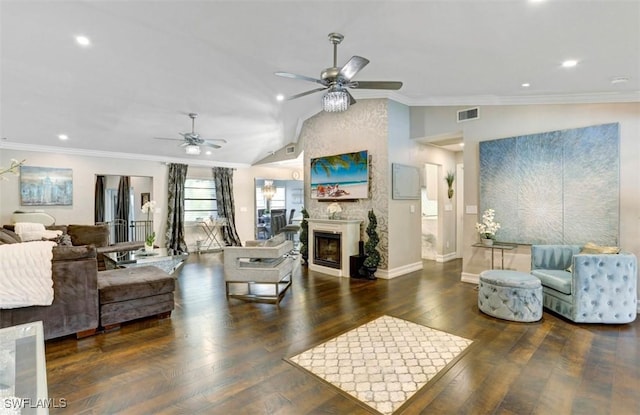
[0,226,175,340]
[0,244,100,340]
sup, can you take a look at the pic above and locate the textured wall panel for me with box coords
[479,123,619,245]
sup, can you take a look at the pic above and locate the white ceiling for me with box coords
[1,1,638,167]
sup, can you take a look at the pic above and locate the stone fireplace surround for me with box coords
[307,219,362,277]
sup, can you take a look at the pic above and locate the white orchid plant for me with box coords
[0,159,25,180]
[475,208,501,240]
[141,200,157,245]
[327,202,342,219]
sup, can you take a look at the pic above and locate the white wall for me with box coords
[0,151,300,249]
[387,100,422,272]
[411,103,640,294]
[409,145,459,260]
[0,149,168,244]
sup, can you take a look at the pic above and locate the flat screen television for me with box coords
[310,150,369,200]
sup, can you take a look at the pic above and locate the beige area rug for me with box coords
[287,315,473,415]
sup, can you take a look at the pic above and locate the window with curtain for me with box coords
[185,178,217,221]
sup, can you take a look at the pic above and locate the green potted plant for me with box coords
[362,209,380,280]
[299,208,310,263]
[445,170,455,199]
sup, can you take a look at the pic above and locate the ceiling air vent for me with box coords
[457,107,479,123]
[285,145,295,155]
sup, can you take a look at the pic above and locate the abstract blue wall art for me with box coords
[20,166,73,206]
[479,123,619,245]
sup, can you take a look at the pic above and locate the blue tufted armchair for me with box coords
[531,245,637,323]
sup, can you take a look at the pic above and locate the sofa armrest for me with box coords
[0,245,99,340]
[571,252,637,321]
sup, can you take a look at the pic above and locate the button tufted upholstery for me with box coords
[478,270,543,322]
[531,245,637,323]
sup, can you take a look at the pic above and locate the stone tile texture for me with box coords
[289,315,473,414]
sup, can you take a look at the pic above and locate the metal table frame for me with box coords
[472,243,517,269]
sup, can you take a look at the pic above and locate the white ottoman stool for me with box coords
[478,270,543,322]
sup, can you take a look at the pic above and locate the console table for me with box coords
[472,243,517,269]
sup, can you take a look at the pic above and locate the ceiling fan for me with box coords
[275,32,402,112]
[154,113,226,154]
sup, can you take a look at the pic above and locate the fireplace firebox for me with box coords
[313,231,341,269]
[308,219,362,277]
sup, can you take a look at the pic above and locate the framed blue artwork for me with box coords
[20,166,73,206]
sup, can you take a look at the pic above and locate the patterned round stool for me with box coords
[478,270,542,322]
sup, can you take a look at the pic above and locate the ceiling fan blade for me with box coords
[275,72,327,86]
[338,56,369,82]
[200,137,227,143]
[349,80,403,90]
[154,137,184,142]
[285,87,327,101]
[202,141,222,149]
[347,90,357,106]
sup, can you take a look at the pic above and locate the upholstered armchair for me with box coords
[531,245,637,323]
[223,234,298,304]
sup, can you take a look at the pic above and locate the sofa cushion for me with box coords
[67,224,109,247]
[0,228,21,244]
[531,269,572,295]
[531,245,581,271]
[98,266,175,304]
[52,245,97,261]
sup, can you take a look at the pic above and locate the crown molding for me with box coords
[350,90,640,106]
[0,142,250,169]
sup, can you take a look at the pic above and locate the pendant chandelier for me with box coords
[262,180,276,200]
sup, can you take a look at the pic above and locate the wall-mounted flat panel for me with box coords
[479,123,619,245]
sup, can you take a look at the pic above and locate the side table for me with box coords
[472,243,517,269]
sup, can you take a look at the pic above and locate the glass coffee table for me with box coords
[104,248,188,274]
[0,321,49,414]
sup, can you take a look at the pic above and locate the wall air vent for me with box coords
[457,107,479,123]
[285,145,295,154]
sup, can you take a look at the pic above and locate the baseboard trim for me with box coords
[461,272,479,284]
[377,262,424,279]
[436,252,458,263]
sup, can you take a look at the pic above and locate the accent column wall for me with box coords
[299,98,424,278]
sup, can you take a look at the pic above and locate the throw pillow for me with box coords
[43,234,73,246]
[580,242,621,254]
[0,228,21,244]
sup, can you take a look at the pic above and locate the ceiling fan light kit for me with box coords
[322,88,350,112]
[153,112,226,154]
[276,32,402,113]
[185,144,201,155]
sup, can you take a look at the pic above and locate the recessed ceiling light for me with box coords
[562,59,578,68]
[276,94,285,102]
[57,134,68,140]
[521,83,531,88]
[611,77,629,84]
[205,150,212,155]
[75,35,91,47]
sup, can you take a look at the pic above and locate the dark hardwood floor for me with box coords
[45,254,639,414]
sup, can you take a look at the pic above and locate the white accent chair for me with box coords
[223,234,298,304]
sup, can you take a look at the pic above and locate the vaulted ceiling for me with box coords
[1,1,638,167]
